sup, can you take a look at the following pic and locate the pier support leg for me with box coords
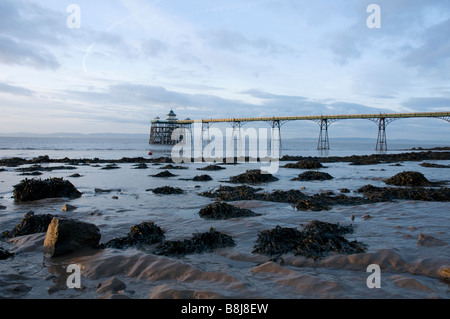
[375,118,387,152]
[317,119,330,150]
[270,120,282,158]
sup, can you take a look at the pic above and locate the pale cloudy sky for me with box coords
[0,0,449,139]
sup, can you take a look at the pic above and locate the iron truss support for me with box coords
[312,118,338,150]
[368,117,399,152]
[438,116,450,123]
[264,119,289,155]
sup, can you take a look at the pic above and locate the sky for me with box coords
[0,0,449,140]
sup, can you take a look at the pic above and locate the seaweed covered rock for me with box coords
[293,220,366,260]
[200,185,263,201]
[193,174,213,182]
[150,186,184,195]
[101,164,120,170]
[156,228,235,256]
[198,202,261,219]
[132,163,148,169]
[261,189,308,203]
[43,217,101,257]
[160,164,188,170]
[151,170,177,178]
[357,184,450,202]
[229,169,278,184]
[2,211,55,238]
[13,177,82,202]
[291,171,333,181]
[252,226,305,256]
[253,220,366,260]
[283,160,323,169]
[197,164,226,171]
[384,171,430,186]
[419,162,450,168]
[100,221,165,249]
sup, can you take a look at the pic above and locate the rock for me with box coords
[150,186,184,195]
[438,266,450,279]
[384,171,430,186]
[229,169,278,184]
[43,217,101,257]
[417,233,448,247]
[62,204,77,212]
[151,170,177,178]
[198,202,261,219]
[291,171,333,181]
[96,277,126,294]
[2,211,55,238]
[13,177,82,202]
[100,221,165,249]
[340,188,351,193]
[192,174,213,182]
[283,160,323,169]
[0,246,14,260]
[0,205,6,210]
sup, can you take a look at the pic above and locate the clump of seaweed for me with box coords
[197,164,226,171]
[252,220,366,260]
[283,160,323,169]
[13,177,82,202]
[291,171,333,181]
[193,174,213,181]
[151,170,177,178]
[200,185,263,201]
[1,211,55,238]
[99,221,165,249]
[384,171,430,186]
[150,186,184,195]
[155,227,236,256]
[229,169,279,184]
[198,202,261,219]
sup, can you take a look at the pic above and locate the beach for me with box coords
[0,136,449,299]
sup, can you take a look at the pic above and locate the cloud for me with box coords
[401,18,450,72]
[0,35,60,70]
[402,97,450,111]
[141,38,169,57]
[203,29,295,57]
[0,82,34,96]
